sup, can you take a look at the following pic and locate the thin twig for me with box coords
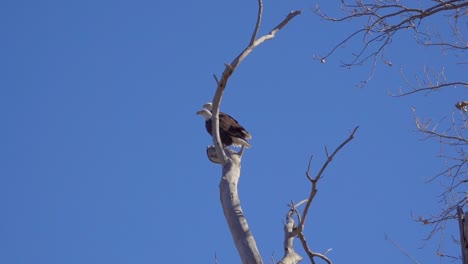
[385,234,421,264]
[391,82,467,97]
[313,0,468,88]
[300,126,359,228]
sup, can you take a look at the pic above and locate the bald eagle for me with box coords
[197,102,251,148]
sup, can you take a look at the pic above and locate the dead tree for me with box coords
[313,0,467,260]
[201,1,361,263]
[204,1,301,263]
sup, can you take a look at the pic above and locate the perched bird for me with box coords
[197,102,251,148]
[455,101,468,112]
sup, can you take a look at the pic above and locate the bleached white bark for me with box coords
[219,150,263,264]
[278,209,302,264]
[204,1,301,263]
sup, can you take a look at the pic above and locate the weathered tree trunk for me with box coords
[457,207,468,264]
[219,152,263,264]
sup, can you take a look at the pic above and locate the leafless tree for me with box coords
[411,107,467,250]
[201,1,360,263]
[313,0,467,90]
[205,1,301,263]
[313,0,467,260]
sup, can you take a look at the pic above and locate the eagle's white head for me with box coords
[197,103,212,120]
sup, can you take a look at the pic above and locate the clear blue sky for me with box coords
[1,1,466,263]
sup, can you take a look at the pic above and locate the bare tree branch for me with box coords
[205,2,301,263]
[385,234,421,264]
[250,0,263,46]
[413,109,468,145]
[414,198,468,244]
[300,126,359,229]
[313,0,467,258]
[392,82,468,97]
[278,127,358,264]
[211,9,301,164]
[297,127,358,263]
[297,232,333,264]
[410,107,468,258]
[314,0,468,89]
[388,66,468,97]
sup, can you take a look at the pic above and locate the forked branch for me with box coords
[278,127,359,264]
[211,7,301,164]
[207,1,301,264]
[410,108,468,253]
[313,0,468,89]
[300,126,359,228]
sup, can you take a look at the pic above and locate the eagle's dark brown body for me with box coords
[205,112,251,147]
[197,103,251,148]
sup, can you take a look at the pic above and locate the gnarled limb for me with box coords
[278,202,303,264]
